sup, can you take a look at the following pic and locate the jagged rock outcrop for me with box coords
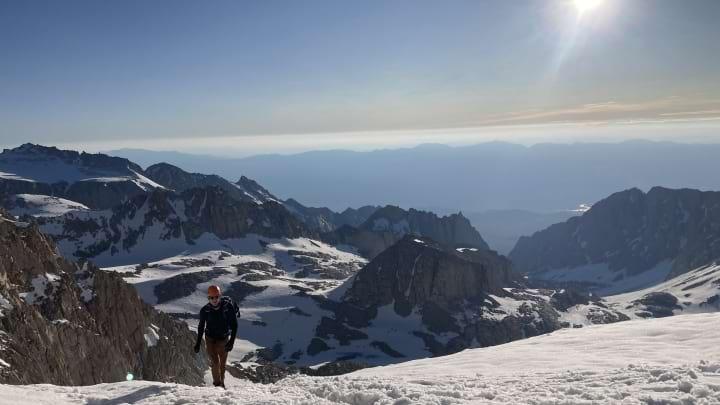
[323,205,489,258]
[145,162,281,206]
[283,199,379,233]
[338,235,559,355]
[0,210,207,385]
[144,162,378,233]
[510,187,720,282]
[0,144,162,209]
[345,236,508,312]
[31,187,314,265]
[236,176,282,205]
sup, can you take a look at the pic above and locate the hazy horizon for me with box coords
[2,0,720,155]
[4,125,720,159]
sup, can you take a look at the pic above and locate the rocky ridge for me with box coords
[323,205,490,258]
[510,187,720,292]
[31,186,313,266]
[0,209,206,385]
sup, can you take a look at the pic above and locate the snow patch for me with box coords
[0,294,12,317]
[144,324,160,347]
[19,273,62,305]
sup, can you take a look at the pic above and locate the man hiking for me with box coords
[194,285,238,388]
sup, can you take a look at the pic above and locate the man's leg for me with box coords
[219,336,229,385]
[205,337,221,385]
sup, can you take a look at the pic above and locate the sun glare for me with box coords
[573,0,604,14]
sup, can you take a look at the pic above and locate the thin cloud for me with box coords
[469,97,720,126]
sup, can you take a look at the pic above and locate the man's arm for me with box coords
[225,306,238,352]
[194,309,206,352]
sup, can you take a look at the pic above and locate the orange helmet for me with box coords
[207,285,221,296]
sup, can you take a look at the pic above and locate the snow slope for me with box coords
[536,260,675,296]
[5,194,89,217]
[102,238,368,364]
[560,262,720,326]
[1,313,718,404]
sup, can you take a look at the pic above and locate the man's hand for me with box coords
[194,342,201,353]
[224,341,234,352]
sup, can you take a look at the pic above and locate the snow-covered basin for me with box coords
[1,313,718,404]
[354,311,719,378]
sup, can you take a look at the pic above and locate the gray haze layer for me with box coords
[110,141,720,212]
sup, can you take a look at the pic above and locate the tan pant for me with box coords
[205,336,229,385]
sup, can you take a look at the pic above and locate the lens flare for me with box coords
[126,372,134,381]
[573,0,604,14]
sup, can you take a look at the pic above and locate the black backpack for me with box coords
[220,296,240,320]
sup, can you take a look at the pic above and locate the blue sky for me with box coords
[2,0,720,155]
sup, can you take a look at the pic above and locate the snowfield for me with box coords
[0,312,718,404]
[6,194,90,217]
[102,238,368,364]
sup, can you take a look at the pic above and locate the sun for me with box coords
[573,0,604,14]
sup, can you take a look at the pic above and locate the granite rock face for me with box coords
[339,235,559,356]
[0,211,207,385]
[510,187,720,280]
[345,236,508,311]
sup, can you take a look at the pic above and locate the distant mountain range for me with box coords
[108,140,720,213]
[1,144,489,266]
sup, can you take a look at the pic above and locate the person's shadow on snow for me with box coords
[85,386,172,405]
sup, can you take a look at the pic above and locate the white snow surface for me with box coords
[538,259,674,296]
[8,194,89,217]
[560,262,720,326]
[0,313,718,404]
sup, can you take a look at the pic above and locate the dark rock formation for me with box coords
[283,198,379,233]
[306,338,332,356]
[323,205,489,258]
[224,280,268,303]
[0,212,206,385]
[550,288,595,312]
[510,187,720,280]
[632,292,682,318]
[154,269,230,304]
[338,235,559,356]
[226,360,368,384]
[345,236,509,310]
